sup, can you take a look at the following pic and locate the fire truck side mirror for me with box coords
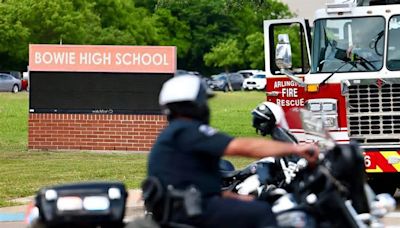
[275,34,292,70]
[275,34,305,87]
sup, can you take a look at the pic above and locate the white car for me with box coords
[237,69,264,78]
[242,73,266,91]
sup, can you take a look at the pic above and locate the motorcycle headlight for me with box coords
[108,187,122,199]
[45,189,58,201]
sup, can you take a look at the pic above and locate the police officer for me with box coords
[147,75,319,228]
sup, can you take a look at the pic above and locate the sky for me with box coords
[279,0,328,20]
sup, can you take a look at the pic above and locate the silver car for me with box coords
[0,73,21,93]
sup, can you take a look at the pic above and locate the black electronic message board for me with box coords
[28,44,176,114]
[29,72,172,114]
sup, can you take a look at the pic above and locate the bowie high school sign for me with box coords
[28,44,175,152]
[29,44,176,73]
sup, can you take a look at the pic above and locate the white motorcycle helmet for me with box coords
[159,75,214,123]
[251,101,289,136]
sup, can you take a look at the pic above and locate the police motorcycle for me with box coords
[25,179,203,228]
[222,108,397,228]
[25,181,128,228]
[219,102,301,196]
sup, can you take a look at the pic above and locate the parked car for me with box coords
[208,73,244,92]
[175,69,202,77]
[237,69,264,78]
[0,71,28,91]
[242,73,267,91]
[0,73,21,93]
[175,69,191,76]
[176,69,210,87]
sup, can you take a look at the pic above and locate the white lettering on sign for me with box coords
[281,88,298,97]
[79,52,111,65]
[115,53,169,66]
[142,53,151,65]
[35,52,76,65]
[274,80,297,88]
[29,44,176,73]
[276,99,305,107]
[272,79,303,107]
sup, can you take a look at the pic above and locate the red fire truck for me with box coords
[264,0,400,194]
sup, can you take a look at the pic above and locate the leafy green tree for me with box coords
[204,38,243,72]
[152,8,191,58]
[0,0,161,70]
[155,0,234,71]
[0,0,101,69]
[0,0,294,72]
[154,0,292,73]
[0,5,30,70]
[88,0,159,45]
[228,0,293,70]
[245,32,264,69]
[134,0,158,12]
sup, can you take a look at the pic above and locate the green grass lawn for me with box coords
[0,91,266,207]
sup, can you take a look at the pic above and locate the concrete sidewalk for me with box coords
[0,189,144,223]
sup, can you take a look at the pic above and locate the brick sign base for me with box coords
[28,114,167,152]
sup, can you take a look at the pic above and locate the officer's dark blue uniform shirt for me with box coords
[148,119,233,197]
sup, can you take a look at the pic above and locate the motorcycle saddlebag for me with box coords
[35,181,127,227]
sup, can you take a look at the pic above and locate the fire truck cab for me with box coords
[264,0,400,194]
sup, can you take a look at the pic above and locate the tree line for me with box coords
[0,0,292,75]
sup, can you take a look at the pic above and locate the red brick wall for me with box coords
[28,114,167,152]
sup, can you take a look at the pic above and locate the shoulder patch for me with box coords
[198,125,218,136]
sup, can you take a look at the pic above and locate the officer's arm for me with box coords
[224,138,318,164]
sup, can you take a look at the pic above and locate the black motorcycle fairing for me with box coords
[219,159,235,173]
[285,141,369,227]
[271,127,298,144]
[324,142,370,214]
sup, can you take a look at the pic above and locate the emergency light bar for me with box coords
[33,182,127,227]
[326,0,356,13]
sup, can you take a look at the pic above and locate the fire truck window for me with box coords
[387,16,400,71]
[270,23,310,75]
[312,17,384,73]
